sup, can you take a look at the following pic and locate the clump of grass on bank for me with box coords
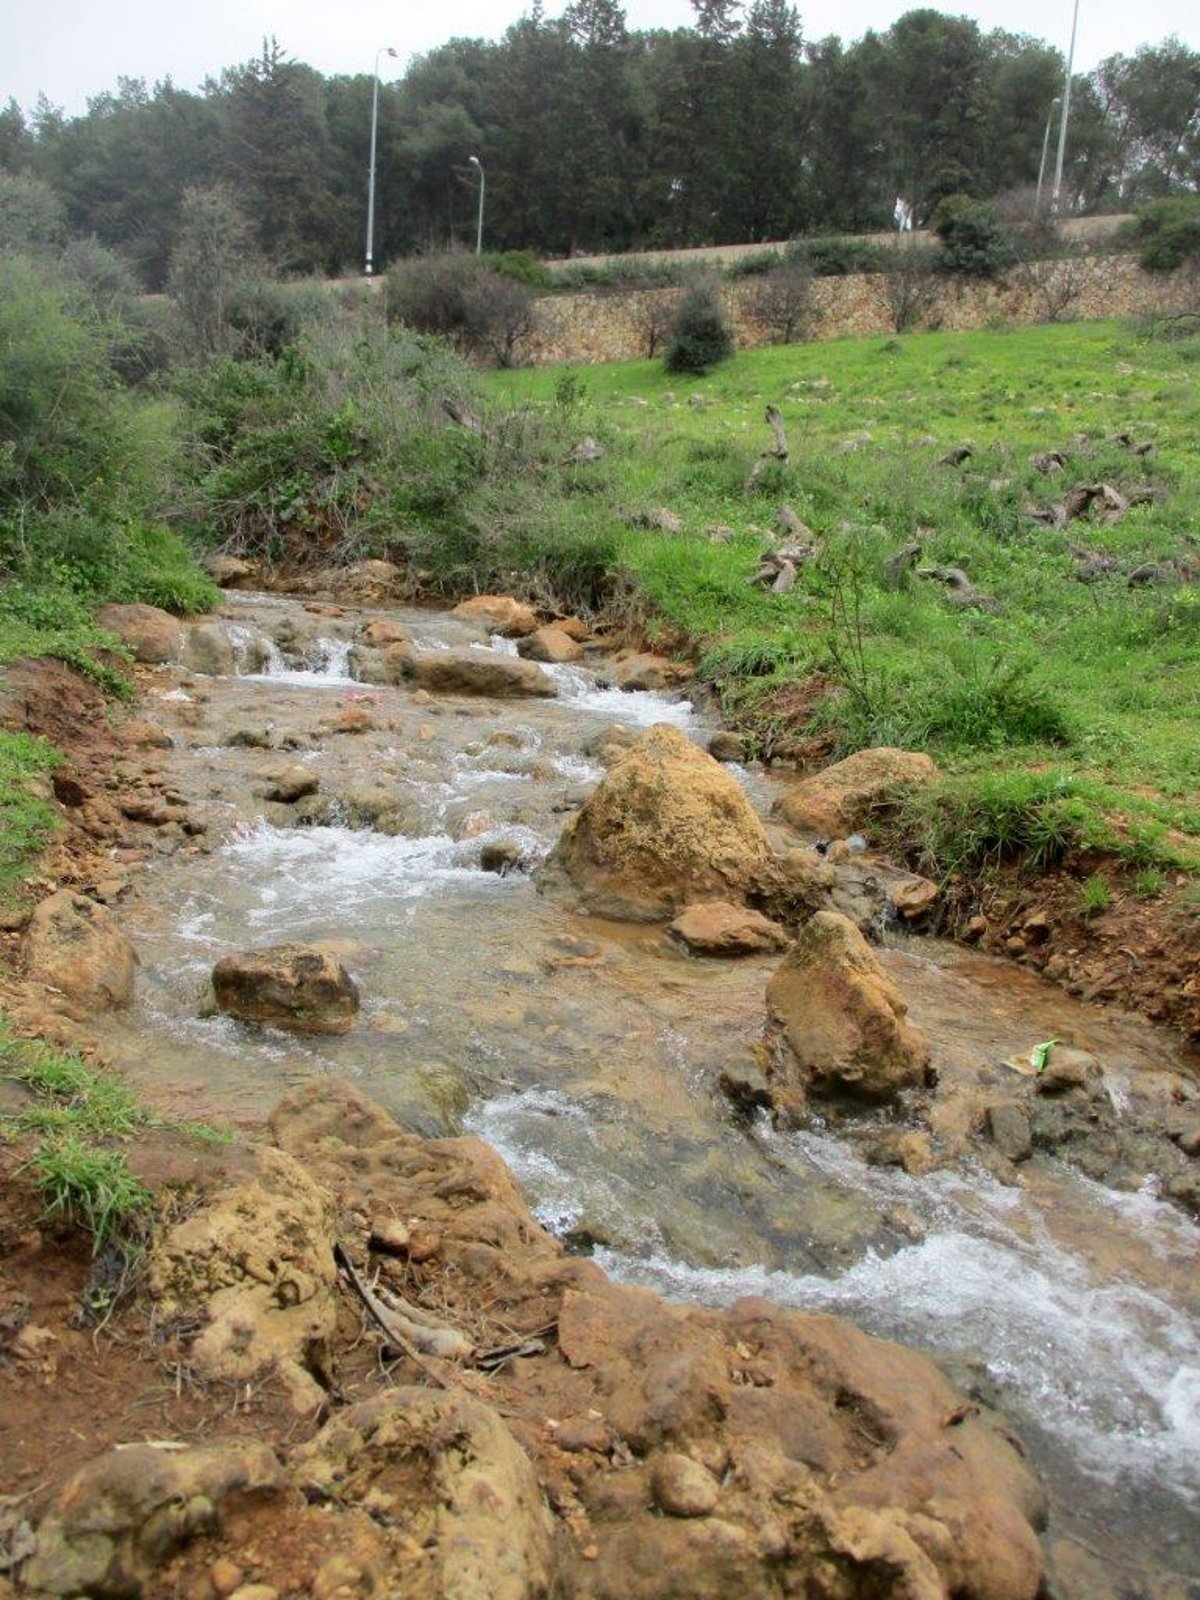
[487,320,1200,882]
[0,1024,152,1252]
[0,733,63,902]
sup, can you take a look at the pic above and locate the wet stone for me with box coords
[986,1103,1033,1163]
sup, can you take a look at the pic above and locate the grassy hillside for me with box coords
[490,322,1200,880]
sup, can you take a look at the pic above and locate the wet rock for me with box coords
[224,726,274,749]
[357,616,407,648]
[94,602,183,664]
[23,890,137,1011]
[650,1452,720,1517]
[769,847,837,915]
[203,553,258,588]
[707,731,749,763]
[669,902,789,957]
[392,647,557,699]
[148,1145,339,1413]
[862,1129,937,1176]
[718,1052,775,1116]
[517,624,585,665]
[180,622,237,677]
[986,1103,1033,1163]
[610,652,692,691]
[582,723,638,765]
[292,1389,557,1600]
[480,840,523,875]
[263,765,319,804]
[774,747,938,838]
[211,944,360,1035]
[329,560,403,604]
[889,872,939,920]
[1033,1046,1099,1094]
[117,718,174,750]
[1165,1170,1200,1217]
[451,595,539,637]
[23,1442,287,1597]
[539,724,772,922]
[765,911,931,1105]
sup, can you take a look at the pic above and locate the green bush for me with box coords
[386,255,536,366]
[788,237,888,276]
[664,281,734,374]
[1127,197,1200,271]
[932,196,1022,279]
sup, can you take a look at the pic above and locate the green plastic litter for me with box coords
[1029,1038,1060,1073]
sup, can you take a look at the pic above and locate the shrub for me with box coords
[932,195,1022,279]
[880,240,941,332]
[743,263,816,345]
[788,237,887,276]
[664,280,734,374]
[386,255,536,366]
[1127,197,1200,271]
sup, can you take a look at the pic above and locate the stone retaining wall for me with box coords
[525,256,1195,366]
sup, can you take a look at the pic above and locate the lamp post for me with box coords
[468,155,485,256]
[364,44,397,277]
[1035,96,1061,216]
[1050,0,1081,219]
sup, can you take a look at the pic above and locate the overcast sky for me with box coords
[4,0,1197,117]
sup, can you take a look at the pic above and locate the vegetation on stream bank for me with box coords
[2,224,1198,942]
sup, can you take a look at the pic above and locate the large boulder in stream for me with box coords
[23,890,137,1012]
[390,645,557,699]
[451,594,539,636]
[94,602,182,664]
[766,910,931,1107]
[211,943,360,1034]
[775,746,938,838]
[539,723,773,921]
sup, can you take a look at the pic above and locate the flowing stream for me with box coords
[94,591,1199,1600]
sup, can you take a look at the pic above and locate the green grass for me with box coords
[0,732,63,902]
[0,1021,229,1253]
[488,321,1200,878]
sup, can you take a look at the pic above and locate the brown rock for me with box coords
[332,560,403,604]
[650,1452,720,1517]
[669,902,789,957]
[517,624,585,665]
[23,1442,287,1597]
[24,890,137,1011]
[95,602,182,664]
[986,1103,1033,1163]
[611,652,692,691]
[264,765,320,803]
[775,747,938,838]
[539,724,772,921]
[149,1145,339,1412]
[392,647,557,699]
[707,731,749,763]
[180,622,236,677]
[204,554,258,588]
[292,1389,556,1600]
[1034,1046,1100,1094]
[765,911,930,1103]
[889,872,939,920]
[117,718,174,750]
[451,595,539,637]
[212,944,360,1034]
[358,616,408,647]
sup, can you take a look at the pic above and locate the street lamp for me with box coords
[364,45,397,277]
[1035,96,1061,216]
[468,155,485,256]
[1050,0,1081,219]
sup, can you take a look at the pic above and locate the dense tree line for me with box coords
[2,5,1197,283]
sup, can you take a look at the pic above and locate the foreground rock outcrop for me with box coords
[13,1080,1046,1599]
[539,724,772,921]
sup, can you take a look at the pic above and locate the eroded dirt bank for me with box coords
[1,583,1198,1600]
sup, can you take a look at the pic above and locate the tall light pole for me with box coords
[1050,0,1081,219]
[364,45,397,276]
[1035,96,1062,216]
[468,155,485,256]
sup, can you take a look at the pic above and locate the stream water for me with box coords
[94,591,1198,1599]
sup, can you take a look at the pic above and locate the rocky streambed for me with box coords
[2,583,1198,1600]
